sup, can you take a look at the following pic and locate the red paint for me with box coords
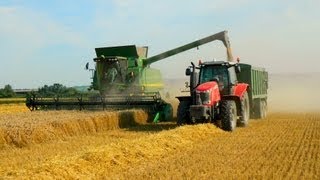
[196,82,221,106]
[233,83,249,99]
[197,82,216,91]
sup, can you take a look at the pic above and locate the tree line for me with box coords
[0,84,85,98]
[0,85,16,98]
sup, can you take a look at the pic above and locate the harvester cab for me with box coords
[91,45,150,94]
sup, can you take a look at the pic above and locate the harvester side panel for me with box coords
[141,68,164,92]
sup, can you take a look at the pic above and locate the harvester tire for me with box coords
[220,100,237,131]
[238,91,250,127]
[161,103,173,121]
[177,101,191,125]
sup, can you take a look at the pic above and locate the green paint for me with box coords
[153,112,160,123]
[237,63,268,101]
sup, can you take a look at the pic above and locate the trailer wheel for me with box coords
[238,92,250,127]
[220,100,237,131]
[261,100,267,119]
[177,101,191,125]
[254,99,267,119]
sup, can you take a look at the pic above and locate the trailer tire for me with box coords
[177,101,191,125]
[254,99,267,119]
[261,100,267,119]
[238,92,250,127]
[220,100,237,131]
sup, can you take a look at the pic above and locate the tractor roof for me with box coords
[201,60,237,67]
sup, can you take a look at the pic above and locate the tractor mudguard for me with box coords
[176,96,192,103]
[233,83,249,99]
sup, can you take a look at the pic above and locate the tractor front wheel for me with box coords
[177,101,191,125]
[220,100,237,131]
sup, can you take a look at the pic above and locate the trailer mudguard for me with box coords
[233,83,249,99]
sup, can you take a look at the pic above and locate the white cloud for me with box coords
[230,1,320,73]
[0,6,87,49]
[0,6,90,88]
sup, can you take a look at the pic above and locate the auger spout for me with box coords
[143,30,234,66]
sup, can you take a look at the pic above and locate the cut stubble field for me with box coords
[0,108,319,179]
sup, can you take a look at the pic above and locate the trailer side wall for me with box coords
[237,63,268,118]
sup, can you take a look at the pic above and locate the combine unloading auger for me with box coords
[26,30,233,122]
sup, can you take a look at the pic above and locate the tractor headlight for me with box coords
[196,89,211,105]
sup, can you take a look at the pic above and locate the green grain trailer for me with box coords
[237,63,268,119]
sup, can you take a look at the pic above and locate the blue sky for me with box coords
[0,0,319,88]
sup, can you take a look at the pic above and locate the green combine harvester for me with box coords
[26,31,233,122]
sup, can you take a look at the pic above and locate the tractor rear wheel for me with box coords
[220,100,237,131]
[177,101,191,125]
[238,92,250,127]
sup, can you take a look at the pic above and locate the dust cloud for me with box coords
[163,73,320,113]
[162,78,189,117]
[268,73,320,112]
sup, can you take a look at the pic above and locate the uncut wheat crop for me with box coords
[0,103,29,114]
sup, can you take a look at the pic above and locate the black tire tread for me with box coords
[220,100,237,131]
[238,92,250,127]
[177,101,191,125]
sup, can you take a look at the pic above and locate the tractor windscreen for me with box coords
[199,65,229,90]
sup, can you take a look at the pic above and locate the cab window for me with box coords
[200,65,229,87]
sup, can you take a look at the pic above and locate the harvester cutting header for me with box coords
[26,30,268,127]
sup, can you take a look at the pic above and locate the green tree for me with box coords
[37,83,80,97]
[0,84,16,98]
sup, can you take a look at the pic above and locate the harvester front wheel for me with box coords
[238,91,250,127]
[177,101,191,125]
[161,103,173,121]
[220,100,237,131]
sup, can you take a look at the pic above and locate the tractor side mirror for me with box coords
[235,65,241,73]
[85,62,89,70]
[185,68,191,76]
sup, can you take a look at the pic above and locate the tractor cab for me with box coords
[198,61,240,95]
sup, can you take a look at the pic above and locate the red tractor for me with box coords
[175,30,268,131]
[176,60,250,131]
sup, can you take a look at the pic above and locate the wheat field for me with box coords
[0,103,319,179]
[0,103,29,114]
